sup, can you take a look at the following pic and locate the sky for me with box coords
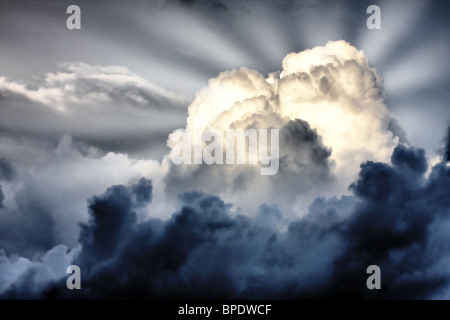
[0,0,449,299]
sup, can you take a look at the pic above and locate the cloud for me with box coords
[164,117,335,215]
[0,63,190,159]
[77,178,152,268]
[0,132,447,299]
[0,186,4,208]
[43,184,340,299]
[0,63,187,111]
[0,39,448,299]
[0,185,56,258]
[325,143,450,299]
[0,158,15,182]
[445,126,450,162]
[164,40,402,214]
[0,245,77,299]
[0,135,163,257]
[164,0,228,11]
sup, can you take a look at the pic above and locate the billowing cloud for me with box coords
[0,186,4,209]
[165,40,402,214]
[327,144,450,299]
[0,245,77,299]
[0,39,448,300]
[0,137,448,299]
[445,126,450,162]
[73,178,153,272]
[0,158,15,182]
[164,117,335,215]
[0,136,164,257]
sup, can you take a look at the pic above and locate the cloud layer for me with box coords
[0,141,448,299]
[0,63,190,159]
[0,40,448,299]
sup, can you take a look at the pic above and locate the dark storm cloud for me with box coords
[279,119,331,172]
[167,0,227,11]
[0,0,449,300]
[77,178,152,269]
[0,158,15,182]
[323,143,450,299]
[445,126,450,162]
[2,130,444,299]
[307,194,357,220]
[0,134,161,259]
[0,186,4,208]
[0,184,56,258]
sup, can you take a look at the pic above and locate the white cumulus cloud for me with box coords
[165,40,402,215]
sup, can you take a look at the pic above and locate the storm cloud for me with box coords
[0,135,164,257]
[0,158,15,182]
[0,2,448,299]
[0,134,448,299]
[0,186,4,209]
